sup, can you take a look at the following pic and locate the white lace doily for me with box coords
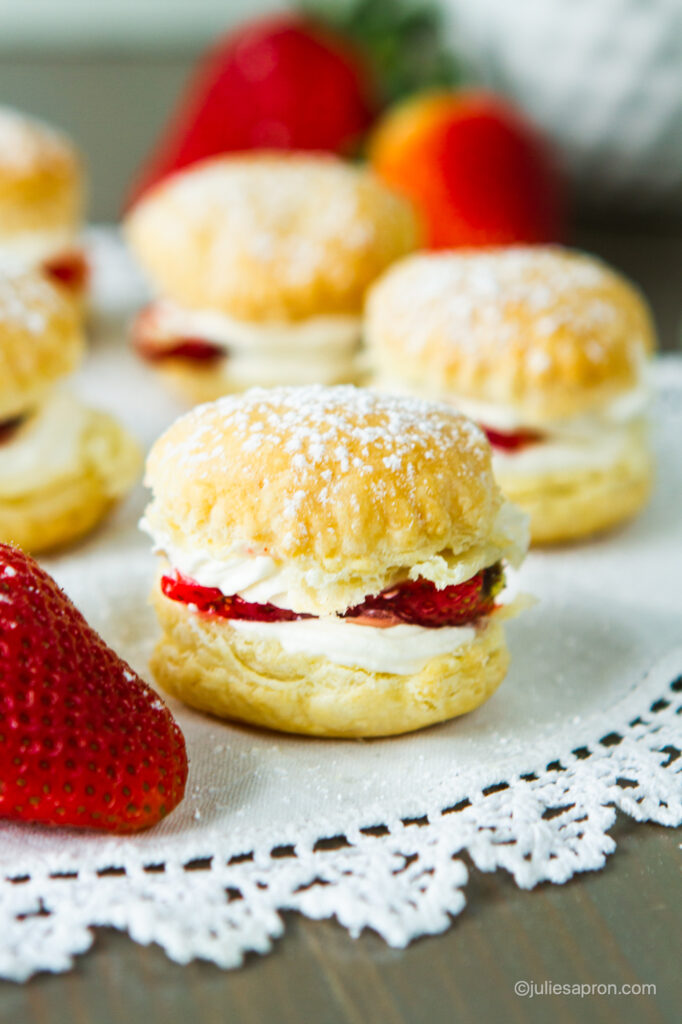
[0,231,680,982]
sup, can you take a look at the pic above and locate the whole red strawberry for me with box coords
[0,545,188,833]
[370,90,564,248]
[128,14,376,205]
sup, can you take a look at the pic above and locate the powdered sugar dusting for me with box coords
[0,270,61,334]
[162,385,490,507]
[369,248,642,371]
[144,156,403,292]
[0,106,73,174]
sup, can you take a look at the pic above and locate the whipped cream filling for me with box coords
[447,385,650,435]
[493,419,645,478]
[141,522,316,611]
[142,499,524,673]
[375,374,650,477]
[227,616,478,675]
[0,389,89,497]
[146,299,362,385]
[376,376,650,434]
[141,498,526,616]
[0,228,78,273]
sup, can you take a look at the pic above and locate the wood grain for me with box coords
[1,816,678,1024]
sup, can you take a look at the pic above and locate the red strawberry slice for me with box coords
[132,306,224,365]
[127,14,377,206]
[344,564,504,627]
[0,416,25,446]
[479,424,543,452]
[0,545,188,833]
[161,572,310,622]
[42,250,89,294]
[162,563,504,629]
[138,337,224,366]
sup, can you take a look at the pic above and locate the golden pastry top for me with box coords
[144,386,515,610]
[366,247,655,423]
[0,106,84,239]
[0,270,83,418]
[125,153,420,321]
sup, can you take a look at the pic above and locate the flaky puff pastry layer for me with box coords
[125,153,420,321]
[144,386,508,613]
[0,107,84,239]
[0,407,141,552]
[365,247,655,425]
[150,588,509,738]
[497,427,653,544]
[0,270,83,420]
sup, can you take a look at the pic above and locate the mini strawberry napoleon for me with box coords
[0,107,90,305]
[142,385,529,738]
[0,544,188,832]
[0,269,141,552]
[125,153,418,403]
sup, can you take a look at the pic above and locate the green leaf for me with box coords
[299,0,461,105]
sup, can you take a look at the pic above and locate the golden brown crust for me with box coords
[125,153,420,320]
[0,407,141,552]
[150,588,509,737]
[366,247,655,423]
[0,107,84,238]
[496,431,653,544]
[144,386,500,592]
[0,270,84,418]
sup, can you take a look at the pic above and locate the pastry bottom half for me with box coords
[496,434,653,545]
[150,589,510,738]
[0,408,141,552]
[153,357,363,406]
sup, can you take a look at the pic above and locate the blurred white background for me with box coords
[1,0,681,220]
[0,0,679,348]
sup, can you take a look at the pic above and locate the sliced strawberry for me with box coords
[479,424,543,452]
[343,564,504,627]
[133,307,224,365]
[161,572,311,622]
[0,415,25,445]
[162,563,504,629]
[0,544,188,833]
[42,250,89,293]
[141,338,225,365]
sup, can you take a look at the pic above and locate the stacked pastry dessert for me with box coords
[366,247,654,543]
[0,106,88,301]
[0,269,141,551]
[125,154,419,402]
[142,386,528,737]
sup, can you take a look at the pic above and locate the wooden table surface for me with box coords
[2,226,681,1023]
[2,817,679,1024]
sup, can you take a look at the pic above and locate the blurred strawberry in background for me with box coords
[127,2,563,249]
[127,14,377,205]
[369,90,564,248]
